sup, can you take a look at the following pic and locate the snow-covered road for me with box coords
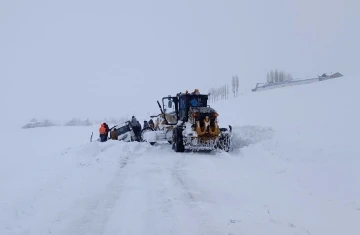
[2,138,239,235]
[2,126,359,235]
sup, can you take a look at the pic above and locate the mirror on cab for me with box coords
[162,97,177,125]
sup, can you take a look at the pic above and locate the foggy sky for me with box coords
[1,0,358,125]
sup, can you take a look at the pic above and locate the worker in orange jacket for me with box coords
[99,123,107,142]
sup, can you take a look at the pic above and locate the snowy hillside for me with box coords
[1,77,359,235]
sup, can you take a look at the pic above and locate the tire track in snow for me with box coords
[65,157,129,235]
[266,207,313,235]
[63,143,145,235]
[95,143,221,235]
[100,146,186,235]
[172,156,222,235]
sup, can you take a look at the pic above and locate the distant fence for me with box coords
[252,72,343,92]
[252,78,319,92]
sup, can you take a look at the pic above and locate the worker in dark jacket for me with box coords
[131,116,138,127]
[143,120,149,129]
[110,127,118,140]
[103,123,110,141]
[131,116,140,141]
[148,119,154,129]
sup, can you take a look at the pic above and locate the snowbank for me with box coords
[210,76,360,234]
[213,75,359,144]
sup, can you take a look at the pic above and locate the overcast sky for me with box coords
[1,0,358,125]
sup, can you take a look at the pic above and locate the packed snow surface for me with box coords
[1,77,359,235]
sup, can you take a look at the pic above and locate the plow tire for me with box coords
[172,127,184,152]
[218,133,231,152]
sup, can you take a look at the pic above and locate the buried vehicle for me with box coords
[90,121,139,142]
[141,91,233,152]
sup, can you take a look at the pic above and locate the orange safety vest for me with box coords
[99,125,106,134]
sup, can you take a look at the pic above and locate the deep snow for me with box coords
[1,77,359,235]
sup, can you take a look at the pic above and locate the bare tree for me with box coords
[232,76,236,97]
[266,72,272,83]
[266,69,293,83]
[235,76,239,96]
[274,70,279,83]
[278,71,285,82]
[287,73,293,81]
[208,80,237,103]
[211,87,216,102]
[227,84,229,99]
[225,84,228,99]
[270,70,275,83]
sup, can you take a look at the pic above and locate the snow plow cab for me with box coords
[154,90,232,152]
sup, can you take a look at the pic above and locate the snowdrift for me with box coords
[0,76,359,235]
[213,75,359,148]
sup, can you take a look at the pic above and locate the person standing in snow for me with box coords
[131,116,140,141]
[110,127,118,140]
[99,123,107,142]
[131,116,138,127]
[103,123,110,141]
[143,120,149,129]
[192,88,200,95]
[137,121,142,140]
[148,119,154,129]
